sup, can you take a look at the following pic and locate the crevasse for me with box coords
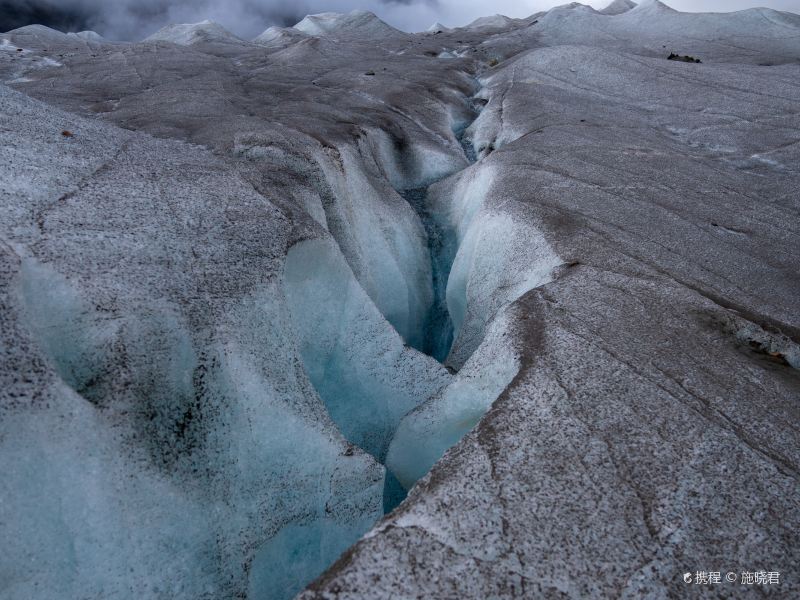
[270,76,562,597]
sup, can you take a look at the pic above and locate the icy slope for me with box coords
[480,0,800,64]
[2,3,800,599]
[600,0,638,15]
[253,26,309,47]
[0,83,389,600]
[464,15,523,31]
[294,11,407,40]
[283,238,450,461]
[144,20,244,46]
[302,21,800,600]
[0,15,526,598]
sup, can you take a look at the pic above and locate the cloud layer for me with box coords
[1,0,798,41]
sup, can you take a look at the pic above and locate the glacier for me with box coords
[1,1,800,598]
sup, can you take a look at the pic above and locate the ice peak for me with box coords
[6,24,67,38]
[253,26,308,46]
[545,3,599,17]
[68,31,106,42]
[630,0,677,13]
[466,14,514,29]
[143,20,241,45]
[294,10,403,38]
[600,0,638,16]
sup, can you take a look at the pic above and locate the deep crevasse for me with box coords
[0,69,561,600]
[273,74,566,596]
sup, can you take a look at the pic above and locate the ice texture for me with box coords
[424,165,562,368]
[283,239,451,461]
[0,85,387,600]
[2,2,800,598]
[294,10,407,39]
[386,310,520,488]
[144,20,243,46]
[301,4,800,597]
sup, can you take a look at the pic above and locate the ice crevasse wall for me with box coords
[279,86,564,512]
[0,59,563,600]
[237,67,565,594]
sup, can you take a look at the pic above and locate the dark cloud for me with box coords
[0,0,92,33]
[1,0,797,41]
[0,0,335,39]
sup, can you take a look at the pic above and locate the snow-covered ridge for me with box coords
[629,0,677,13]
[294,10,405,39]
[144,20,243,45]
[600,0,638,15]
[252,25,309,46]
[428,22,452,34]
[465,15,519,29]
[468,0,800,65]
[68,31,106,42]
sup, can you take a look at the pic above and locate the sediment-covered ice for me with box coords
[600,0,638,15]
[294,11,406,40]
[253,26,309,47]
[425,164,561,367]
[2,2,800,598]
[0,84,386,600]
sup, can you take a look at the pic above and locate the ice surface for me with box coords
[313,145,437,351]
[386,310,520,488]
[428,22,451,33]
[68,31,106,42]
[3,3,800,598]
[248,522,371,600]
[144,20,243,46]
[418,164,562,368]
[400,188,456,362]
[465,15,521,30]
[282,238,451,461]
[600,0,638,15]
[252,26,309,47]
[0,85,387,600]
[3,252,387,600]
[4,24,68,42]
[447,210,561,366]
[294,11,406,40]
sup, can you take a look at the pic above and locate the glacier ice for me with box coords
[144,20,243,46]
[16,1,795,597]
[2,254,387,600]
[420,164,562,369]
[293,10,407,40]
[400,188,457,362]
[282,238,451,461]
[312,144,436,352]
[386,310,521,488]
[248,522,371,600]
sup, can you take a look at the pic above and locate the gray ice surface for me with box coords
[1,1,799,598]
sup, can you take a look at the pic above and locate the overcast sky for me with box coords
[1,0,799,41]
